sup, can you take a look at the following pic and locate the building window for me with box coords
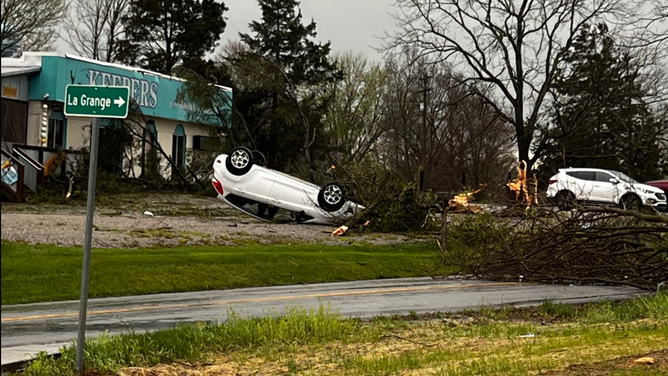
[192,135,211,151]
[0,98,28,145]
[172,124,186,171]
[47,112,66,149]
[98,119,130,175]
[142,120,159,178]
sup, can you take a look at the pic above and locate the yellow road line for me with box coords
[2,282,520,323]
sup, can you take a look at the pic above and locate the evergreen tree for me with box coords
[239,0,339,86]
[542,23,666,182]
[116,0,227,75]
[234,0,341,172]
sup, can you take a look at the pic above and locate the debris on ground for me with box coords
[331,225,348,236]
[448,184,487,213]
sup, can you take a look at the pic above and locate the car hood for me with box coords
[644,180,668,191]
[628,182,664,194]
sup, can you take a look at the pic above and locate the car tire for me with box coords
[620,194,642,211]
[226,147,253,176]
[318,182,345,212]
[555,190,576,210]
[251,150,267,167]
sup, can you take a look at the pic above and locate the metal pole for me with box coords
[420,75,431,191]
[76,117,101,372]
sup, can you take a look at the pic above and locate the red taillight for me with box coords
[212,177,224,195]
[549,179,557,185]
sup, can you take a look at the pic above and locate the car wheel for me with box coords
[226,147,253,176]
[555,190,576,210]
[318,182,345,212]
[251,150,267,167]
[620,194,642,211]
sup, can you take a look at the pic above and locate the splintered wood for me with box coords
[447,184,487,213]
[507,161,538,206]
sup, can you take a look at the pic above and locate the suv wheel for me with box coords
[226,147,253,176]
[555,191,576,210]
[318,182,345,212]
[620,194,642,211]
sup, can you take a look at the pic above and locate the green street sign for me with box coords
[64,85,130,118]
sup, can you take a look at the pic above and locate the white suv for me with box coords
[546,168,667,211]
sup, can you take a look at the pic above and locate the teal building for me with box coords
[1,52,231,181]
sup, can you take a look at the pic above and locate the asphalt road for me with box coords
[1,277,646,366]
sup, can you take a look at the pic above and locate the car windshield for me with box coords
[610,171,638,184]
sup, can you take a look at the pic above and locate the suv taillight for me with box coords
[548,179,557,185]
[212,177,224,195]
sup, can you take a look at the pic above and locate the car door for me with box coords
[572,171,597,202]
[592,171,616,203]
[228,166,276,204]
[265,171,321,213]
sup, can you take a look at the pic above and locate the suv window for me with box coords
[596,172,613,182]
[568,171,596,181]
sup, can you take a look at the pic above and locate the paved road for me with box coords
[1,277,646,366]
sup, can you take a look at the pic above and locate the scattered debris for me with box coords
[519,333,535,338]
[143,211,154,216]
[1,161,19,185]
[331,225,349,236]
[448,184,487,213]
[634,357,654,364]
[43,153,66,177]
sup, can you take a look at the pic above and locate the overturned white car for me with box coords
[212,147,361,225]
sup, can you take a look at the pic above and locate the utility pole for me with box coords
[418,75,432,191]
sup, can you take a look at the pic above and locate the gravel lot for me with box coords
[1,194,411,248]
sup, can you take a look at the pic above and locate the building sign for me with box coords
[29,55,231,126]
[2,86,18,98]
[87,69,158,108]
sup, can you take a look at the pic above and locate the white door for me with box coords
[572,171,597,202]
[592,171,616,203]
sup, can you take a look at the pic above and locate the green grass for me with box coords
[19,293,668,376]
[23,305,369,376]
[1,241,452,305]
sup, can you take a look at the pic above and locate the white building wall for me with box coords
[26,101,46,147]
[57,112,216,179]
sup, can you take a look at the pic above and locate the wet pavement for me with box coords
[1,277,646,366]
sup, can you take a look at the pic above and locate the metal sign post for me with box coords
[76,117,100,372]
[63,85,129,372]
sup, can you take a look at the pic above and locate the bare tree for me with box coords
[62,0,128,62]
[1,0,67,56]
[380,47,515,193]
[389,0,655,172]
[323,52,390,164]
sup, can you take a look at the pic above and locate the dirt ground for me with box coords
[0,193,412,248]
[114,332,668,376]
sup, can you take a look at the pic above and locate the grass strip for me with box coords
[1,241,452,305]
[19,293,667,376]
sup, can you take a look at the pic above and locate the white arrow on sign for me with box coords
[113,96,126,107]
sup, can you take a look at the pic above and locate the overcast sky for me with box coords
[220,0,398,60]
[54,0,398,61]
